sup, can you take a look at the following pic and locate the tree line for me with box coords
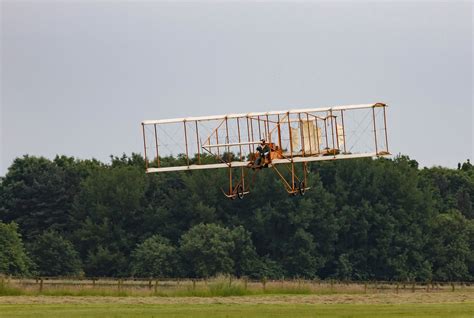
[0,154,472,281]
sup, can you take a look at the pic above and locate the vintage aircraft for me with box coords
[141,102,390,199]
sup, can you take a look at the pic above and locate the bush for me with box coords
[28,230,82,276]
[131,235,177,277]
[0,221,31,276]
[180,224,234,278]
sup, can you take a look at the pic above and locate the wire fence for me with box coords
[2,276,473,295]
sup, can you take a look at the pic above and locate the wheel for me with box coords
[298,181,305,196]
[292,182,298,196]
[237,184,245,200]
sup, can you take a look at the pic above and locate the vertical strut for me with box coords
[142,123,148,170]
[257,116,262,140]
[246,116,252,155]
[195,121,201,164]
[287,113,295,191]
[236,118,243,161]
[237,117,245,192]
[340,110,347,154]
[225,117,231,162]
[324,118,329,150]
[334,113,340,150]
[250,117,255,153]
[153,124,160,167]
[383,106,389,153]
[306,113,312,155]
[315,117,320,153]
[277,114,282,151]
[330,110,336,156]
[183,121,190,165]
[298,113,305,157]
[372,106,379,155]
[266,114,270,143]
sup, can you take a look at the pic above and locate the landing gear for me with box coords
[237,184,245,200]
[271,162,310,197]
[298,181,306,196]
[223,167,250,200]
[292,182,299,196]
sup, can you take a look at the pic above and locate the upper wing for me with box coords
[141,102,390,173]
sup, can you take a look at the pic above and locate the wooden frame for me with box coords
[141,102,390,199]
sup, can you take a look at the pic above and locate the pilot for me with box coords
[255,139,270,168]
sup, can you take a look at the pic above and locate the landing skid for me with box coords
[222,188,251,200]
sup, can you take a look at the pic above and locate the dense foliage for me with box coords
[27,230,82,277]
[0,154,472,281]
[0,222,31,275]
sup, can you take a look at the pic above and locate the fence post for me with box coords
[261,277,267,292]
[154,280,158,293]
[39,278,43,293]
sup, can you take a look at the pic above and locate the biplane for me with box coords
[141,102,390,199]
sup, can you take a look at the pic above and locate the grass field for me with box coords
[1,278,473,317]
[2,277,472,297]
[1,303,473,318]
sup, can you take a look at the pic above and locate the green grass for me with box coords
[1,278,472,298]
[0,279,321,297]
[0,303,473,318]
[0,280,23,296]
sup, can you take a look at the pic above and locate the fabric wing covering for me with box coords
[290,121,323,155]
[337,124,345,150]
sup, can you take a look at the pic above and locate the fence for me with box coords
[1,276,473,296]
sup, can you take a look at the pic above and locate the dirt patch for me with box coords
[1,291,473,305]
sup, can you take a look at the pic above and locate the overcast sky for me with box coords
[1,1,472,176]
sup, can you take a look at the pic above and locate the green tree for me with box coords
[0,222,31,275]
[72,166,146,276]
[28,230,82,277]
[131,235,177,277]
[230,226,260,277]
[85,246,127,277]
[429,210,472,281]
[283,228,321,278]
[2,152,473,281]
[0,155,101,239]
[179,224,234,278]
[0,156,73,239]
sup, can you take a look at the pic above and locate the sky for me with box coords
[1,1,472,176]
